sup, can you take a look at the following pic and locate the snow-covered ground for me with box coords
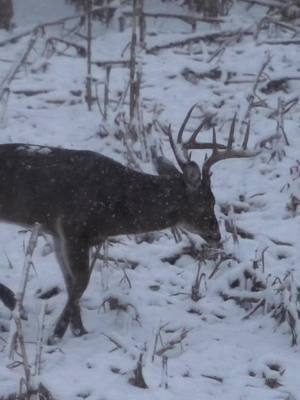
[1,1,300,399]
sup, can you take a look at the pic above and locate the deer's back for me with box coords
[0,144,128,233]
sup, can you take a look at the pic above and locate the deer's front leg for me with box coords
[49,234,90,343]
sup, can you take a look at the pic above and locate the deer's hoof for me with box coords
[71,325,88,337]
[47,334,60,346]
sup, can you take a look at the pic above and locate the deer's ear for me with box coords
[183,162,202,190]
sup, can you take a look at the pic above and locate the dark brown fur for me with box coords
[0,143,220,342]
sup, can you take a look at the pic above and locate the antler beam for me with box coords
[160,105,257,177]
[201,116,256,181]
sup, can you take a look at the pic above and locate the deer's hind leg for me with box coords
[48,231,90,343]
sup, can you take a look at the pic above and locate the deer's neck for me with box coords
[93,173,185,236]
[126,174,185,231]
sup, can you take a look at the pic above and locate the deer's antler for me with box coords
[201,116,256,182]
[159,104,224,171]
[175,108,256,181]
[157,121,189,171]
[159,105,257,178]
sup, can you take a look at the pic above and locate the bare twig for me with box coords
[155,327,189,357]
[123,11,225,27]
[264,16,300,34]
[242,298,266,319]
[239,53,271,137]
[100,296,140,325]
[276,97,289,145]
[208,30,244,63]
[46,37,86,57]
[239,0,284,9]
[259,39,300,45]
[201,374,223,383]
[95,82,105,118]
[0,5,117,48]
[0,29,41,103]
[146,29,253,54]
[268,96,298,119]
[93,59,132,68]
[152,322,168,362]
[101,332,125,352]
[208,253,238,279]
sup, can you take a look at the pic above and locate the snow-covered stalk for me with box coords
[136,64,150,162]
[6,223,40,395]
[155,327,189,388]
[137,0,146,47]
[13,316,31,393]
[0,29,40,103]
[0,87,9,128]
[239,52,271,138]
[160,356,168,389]
[128,352,148,388]
[191,262,207,302]
[227,205,239,243]
[103,65,111,120]
[129,0,137,126]
[277,96,289,146]
[34,302,47,376]
[18,223,40,306]
[86,0,93,111]
[101,241,110,291]
[118,14,125,32]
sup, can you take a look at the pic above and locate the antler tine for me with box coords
[242,119,250,150]
[176,105,225,155]
[177,103,198,144]
[159,122,188,170]
[156,119,170,136]
[202,148,256,178]
[188,112,216,142]
[182,118,227,152]
[202,115,257,180]
[212,125,217,153]
[187,118,207,144]
[227,113,237,150]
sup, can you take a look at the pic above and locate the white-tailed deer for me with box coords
[0,106,255,343]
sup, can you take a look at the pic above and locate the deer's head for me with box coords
[178,160,220,245]
[157,106,255,247]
